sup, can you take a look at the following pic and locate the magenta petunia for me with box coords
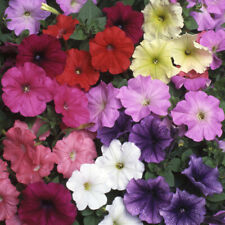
[117,75,171,122]
[87,81,121,132]
[2,62,53,117]
[103,2,143,43]
[171,91,225,142]
[5,0,50,36]
[54,85,90,128]
[16,34,66,78]
[18,182,77,225]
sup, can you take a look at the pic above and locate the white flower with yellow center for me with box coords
[142,0,183,39]
[95,139,144,191]
[170,33,213,73]
[66,163,111,210]
[130,39,179,83]
[99,197,143,225]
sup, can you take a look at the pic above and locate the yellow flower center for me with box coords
[24,11,31,16]
[197,112,205,120]
[153,58,159,64]
[23,85,30,93]
[115,162,124,169]
[0,196,3,202]
[33,165,40,171]
[185,49,191,55]
[84,182,91,190]
[75,68,81,75]
[71,0,76,6]
[69,151,76,161]
[142,99,150,106]
[157,15,165,22]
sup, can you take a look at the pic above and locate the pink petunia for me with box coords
[0,159,9,181]
[171,91,225,142]
[1,62,53,117]
[53,130,97,178]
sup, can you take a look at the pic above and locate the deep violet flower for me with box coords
[207,210,225,225]
[97,111,132,146]
[16,34,66,78]
[160,189,206,225]
[124,177,172,224]
[5,0,50,36]
[171,91,224,142]
[18,182,77,225]
[1,62,53,117]
[182,155,223,196]
[129,115,173,163]
[103,2,143,43]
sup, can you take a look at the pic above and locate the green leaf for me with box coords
[83,215,100,225]
[70,25,88,40]
[122,0,135,5]
[168,158,181,172]
[185,16,198,30]
[160,170,174,187]
[207,193,225,202]
[81,208,94,216]
[144,172,156,180]
[112,77,128,88]
[36,123,50,138]
[51,176,60,183]
[221,23,225,28]
[181,149,193,161]
[72,221,80,225]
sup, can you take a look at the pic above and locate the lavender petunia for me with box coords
[182,155,223,196]
[5,0,50,36]
[97,111,132,146]
[129,115,173,163]
[160,189,206,225]
[208,210,225,225]
[124,177,172,224]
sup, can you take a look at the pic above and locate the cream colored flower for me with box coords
[170,33,213,73]
[130,39,179,83]
[142,0,183,40]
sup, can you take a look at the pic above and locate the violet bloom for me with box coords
[56,0,97,15]
[208,210,225,225]
[103,2,143,43]
[200,29,225,70]
[204,0,225,14]
[182,155,223,196]
[129,115,173,163]
[171,91,224,142]
[97,111,132,146]
[160,189,206,225]
[124,177,172,224]
[117,75,171,122]
[87,81,121,132]
[5,0,50,36]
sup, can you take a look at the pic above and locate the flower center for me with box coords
[0,196,3,202]
[157,15,165,22]
[212,45,217,53]
[84,182,91,190]
[34,53,42,62]
[179,207,186,213]
[64,103,69,110]
[71,0,76,6]
[197,112,205,120]
[142,99,150,106]
[185,49,191,55]
[113,221,120,225]
[24,11,31,16]
[69,151,76,161]
[115,162,124,169]
[23,85,30,93]
[75,68,81,75]
[107,44,114,51]
[153,58,159,64]
[41,200,54,210]
[33,165,40,171]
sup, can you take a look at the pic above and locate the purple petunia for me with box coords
[124,177,172,224]
[182,155,223,196]
[129,115,173,163]
[5,0,50,36]
[160,189,206,225]
[117,75,171,122]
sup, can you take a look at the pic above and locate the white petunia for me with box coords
[98,197,143,225]
[95,139,144,191]
[66,163,111,210]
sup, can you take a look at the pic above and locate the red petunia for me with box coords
[103,2,144,44]
[89,26,134,75]
[16,34,66,78]
[43,15,79,40]
[56,49,100,91]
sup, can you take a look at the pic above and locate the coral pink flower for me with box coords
[0,159,9,180]
[1,62,53,117]
[54,85,90,128]
[0,179,19,220]
[53,130,97,178]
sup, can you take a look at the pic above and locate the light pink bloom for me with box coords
[53,130,97,178]
[1,62,53,117]
[171,91,224,142]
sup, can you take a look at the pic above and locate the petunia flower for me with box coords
[18,182,77,225]
[103,2,144,43]
[160,189,206,225]
[129,115,173,163]
[124,177,172,224]
[171,91,225,142]
[89,26,134,74]
[99,197,143,225]
[142,0,183,39]
[130,39,179,83]
[53,130,97,178]
[16,34,66,78]
[66,163,111,210]
[54,84,90,128]
[56,49,100,91]
[208,210,225,225]
[2,62,53,117]
[95,139,144,190]
[5,214,27,225]
[5,0,50,36]
[182,155,223,196]
[117,75,171,122]
[170,33,212,73]
[43,14,79,40]
[87,81,121,131]
[56,0,97,15]
[0,159,9,181]
[204,0,225,14]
